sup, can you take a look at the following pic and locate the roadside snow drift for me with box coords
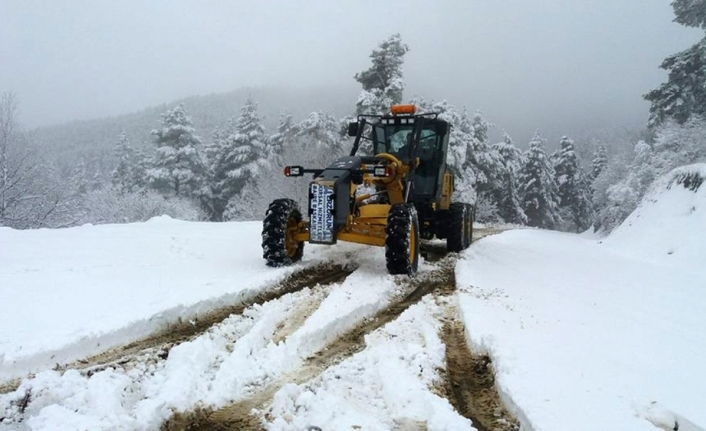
[0,217,301,383]
[604,163,706,265]
[456,165,706,431]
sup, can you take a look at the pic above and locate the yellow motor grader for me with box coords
[262,104,473,275]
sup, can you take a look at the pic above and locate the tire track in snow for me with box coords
[164,258,471,430]
[439,316,520,431]
[55,264,353,384]
[164,227,515,430]
[0,265,355,426]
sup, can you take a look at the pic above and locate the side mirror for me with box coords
[284,166,304,177]
[436,122,449,136]
[347,122,359,137]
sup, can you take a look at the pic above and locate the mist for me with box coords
[1,0,702,143]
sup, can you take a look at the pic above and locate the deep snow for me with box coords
[0,217,301,383]
[456,165,706,431]
[1,165,705,431]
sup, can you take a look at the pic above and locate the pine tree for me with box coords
[431,102,505,216]
[205,97,268,221]
[466,109,504,197]
[353,34,409,154]
[355,34,409,116]
[644,0,706,127]
[71,159,89,196]
[432,101,476,204]
[296,111,346,164]
[553,136,594,231]
[589,145,608,182]
[471,110,492,144]
[147,104,205,198]
[225,110,345,221]
[111,133,139,193]
[518,132,562,229]
[672,0,706,29]
[492,133,527,225]
[267,112,298,167]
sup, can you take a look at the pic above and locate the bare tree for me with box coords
[0,92,69,229]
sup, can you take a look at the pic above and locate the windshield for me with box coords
[374,125,438,160]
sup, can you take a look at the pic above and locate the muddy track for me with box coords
[440,319,520,431]
[163,229,513,431]
[165,254,516,431]
[163,259,457,431]
[62,263,354,378]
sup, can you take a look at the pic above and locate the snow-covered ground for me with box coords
[1,165,705,431]
[0,217,302,383]
[456,164,706,431]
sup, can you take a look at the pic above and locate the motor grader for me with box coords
[262,104,473,275]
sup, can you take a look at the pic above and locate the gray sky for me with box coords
[1,0,703,142]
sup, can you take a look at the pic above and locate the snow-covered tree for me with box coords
[644,0,706,127]
[355,34,409,116]
[204,97,268,221]
[672,0,706,29]
[650,115,706,175]
[644,39,706,127]
[0,92,70,229]
[492,133,527,225]
[518,132,562,229]
[267,112,298,167]
[471,110,492,144]
[354,34,409,155]
[147,104,205,198]
[588,145,608,183]
[553,136,594,232]
[430,101,505,218]
[111,133,143,193]
[593,141,657,232]
[227,110,346,220]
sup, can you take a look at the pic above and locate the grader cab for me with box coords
[262,104,473,275]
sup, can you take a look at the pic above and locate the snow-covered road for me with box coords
[2,165,705,431]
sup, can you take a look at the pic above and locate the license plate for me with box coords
[310,183,335,243]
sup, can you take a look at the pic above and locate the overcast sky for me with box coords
[1,0,703,142]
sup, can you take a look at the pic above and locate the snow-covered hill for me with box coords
[604,163,706,265]
[1,166,704,430]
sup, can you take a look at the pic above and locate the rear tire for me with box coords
[463,203,473,248]
[262,199,304,267]
[446,203,467,253]
[385,204,420,275]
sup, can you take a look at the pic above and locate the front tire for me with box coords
[385,204,420,275]
[262,199,304,267]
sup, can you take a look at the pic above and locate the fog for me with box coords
[1,0,702,142]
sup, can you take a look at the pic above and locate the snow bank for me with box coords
[456,229,706,431]
[0,219,301,383]
[1,287,322,430]
[603,163,706,266]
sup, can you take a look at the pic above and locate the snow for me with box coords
[0,217,299,383]
[0,228,445,430]
[264,296,473,431]
[456,165,706,430]
[603,163,706,265]
[2,164,705,431]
